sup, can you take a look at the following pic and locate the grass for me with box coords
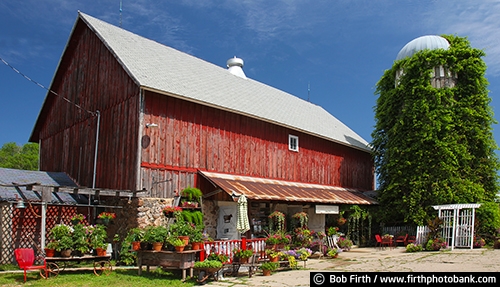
[0,265,198,286]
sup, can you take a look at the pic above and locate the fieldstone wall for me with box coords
[202,199,218,239]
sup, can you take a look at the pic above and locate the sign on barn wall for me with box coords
[315,205,339,214]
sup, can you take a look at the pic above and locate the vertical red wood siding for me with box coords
[141,91,374,197]
[35,21,140,190]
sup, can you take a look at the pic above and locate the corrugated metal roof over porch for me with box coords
[199,171,377,205]
[0,168,86,205]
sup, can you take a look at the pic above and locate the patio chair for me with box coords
[394,234,408,247]
[407,235,416,245]
[374,234,382,249]
[14,248,48,282]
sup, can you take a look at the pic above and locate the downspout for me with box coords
[92,110,100,189]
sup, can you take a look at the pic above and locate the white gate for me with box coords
[433,203,481,250]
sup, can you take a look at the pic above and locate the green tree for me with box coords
[0,142,39,170]
[372,35,500,225]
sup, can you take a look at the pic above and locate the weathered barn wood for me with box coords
[30,12,374,205]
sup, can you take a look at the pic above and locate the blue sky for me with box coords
[2,0,500,161]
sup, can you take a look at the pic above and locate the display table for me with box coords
[45,254,112,276]
[137,250,200,281]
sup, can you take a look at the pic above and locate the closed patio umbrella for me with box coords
[236,194,250,234]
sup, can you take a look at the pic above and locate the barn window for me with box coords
[289,135,299,152]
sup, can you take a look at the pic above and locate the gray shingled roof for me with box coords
[0,168,86,204]
[78,12,370,152]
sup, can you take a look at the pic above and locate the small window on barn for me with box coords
[289,135,299,152]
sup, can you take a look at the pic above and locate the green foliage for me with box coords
[233,249,253,258]
[181,186,202,202]
[0,142,39,170]
[372,34,500,225]
[475,201,500,239]
[194,260,223,269]
[405,243,423,252]
[259,261,279,271]
[143,225,168,243]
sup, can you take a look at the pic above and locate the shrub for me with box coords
[405,243,423,252]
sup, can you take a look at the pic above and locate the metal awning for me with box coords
[199,171,377,205]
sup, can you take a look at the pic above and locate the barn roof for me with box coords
[76,12,370,152]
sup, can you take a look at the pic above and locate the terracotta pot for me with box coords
[262,269,271,276]
[269,256,279,262]
[96,247,107,256]
[152,242,163,251]
[175,245,185,252]
[239,257,249,264]
[191,242,202,250]
[60,249,72,257]
[178,236,189,246]
[44,248,55,257]
[132,241,141,251]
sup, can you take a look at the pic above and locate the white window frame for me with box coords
[288,134,299,152]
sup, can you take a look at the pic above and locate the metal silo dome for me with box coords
[396,35,450,61]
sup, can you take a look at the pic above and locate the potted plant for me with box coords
[71,213,86,225]
[163,206,182,218]
[259,262,278,276]
[189,225,204,250]
[72,223,90,256]
[292,212,309,228]
[194,259,223,273]
[126,227,144,251]
[268,211,285,232]
[48,224,73,256]
[170,238,186,252]
[326,248,340,258]
[58,235,75,257]
[98,212,116,225]
[89,224,108,256]
[233,249,253,263]
[265,249,283,262]
[168,219,196,245]
[44,241,58,257]
[143,225,168,250]
[181,186,202,203]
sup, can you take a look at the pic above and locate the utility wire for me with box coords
[0,56,96,116]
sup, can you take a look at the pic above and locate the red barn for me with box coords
[30,12,376,239]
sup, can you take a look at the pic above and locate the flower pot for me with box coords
[140,241,150,250]
[178,236,189,246]
[239,257,249,264]
[132,241,141,251]
[175,245,185,252]
[96,247,107,256]
[44,248,55,257]
[60,249,72,257]
[262,269,271,276]
[269,256,279,262]
[191,242,202,250]
[152,242,163,251]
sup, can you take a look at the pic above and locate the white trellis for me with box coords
[432,203,481,250]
